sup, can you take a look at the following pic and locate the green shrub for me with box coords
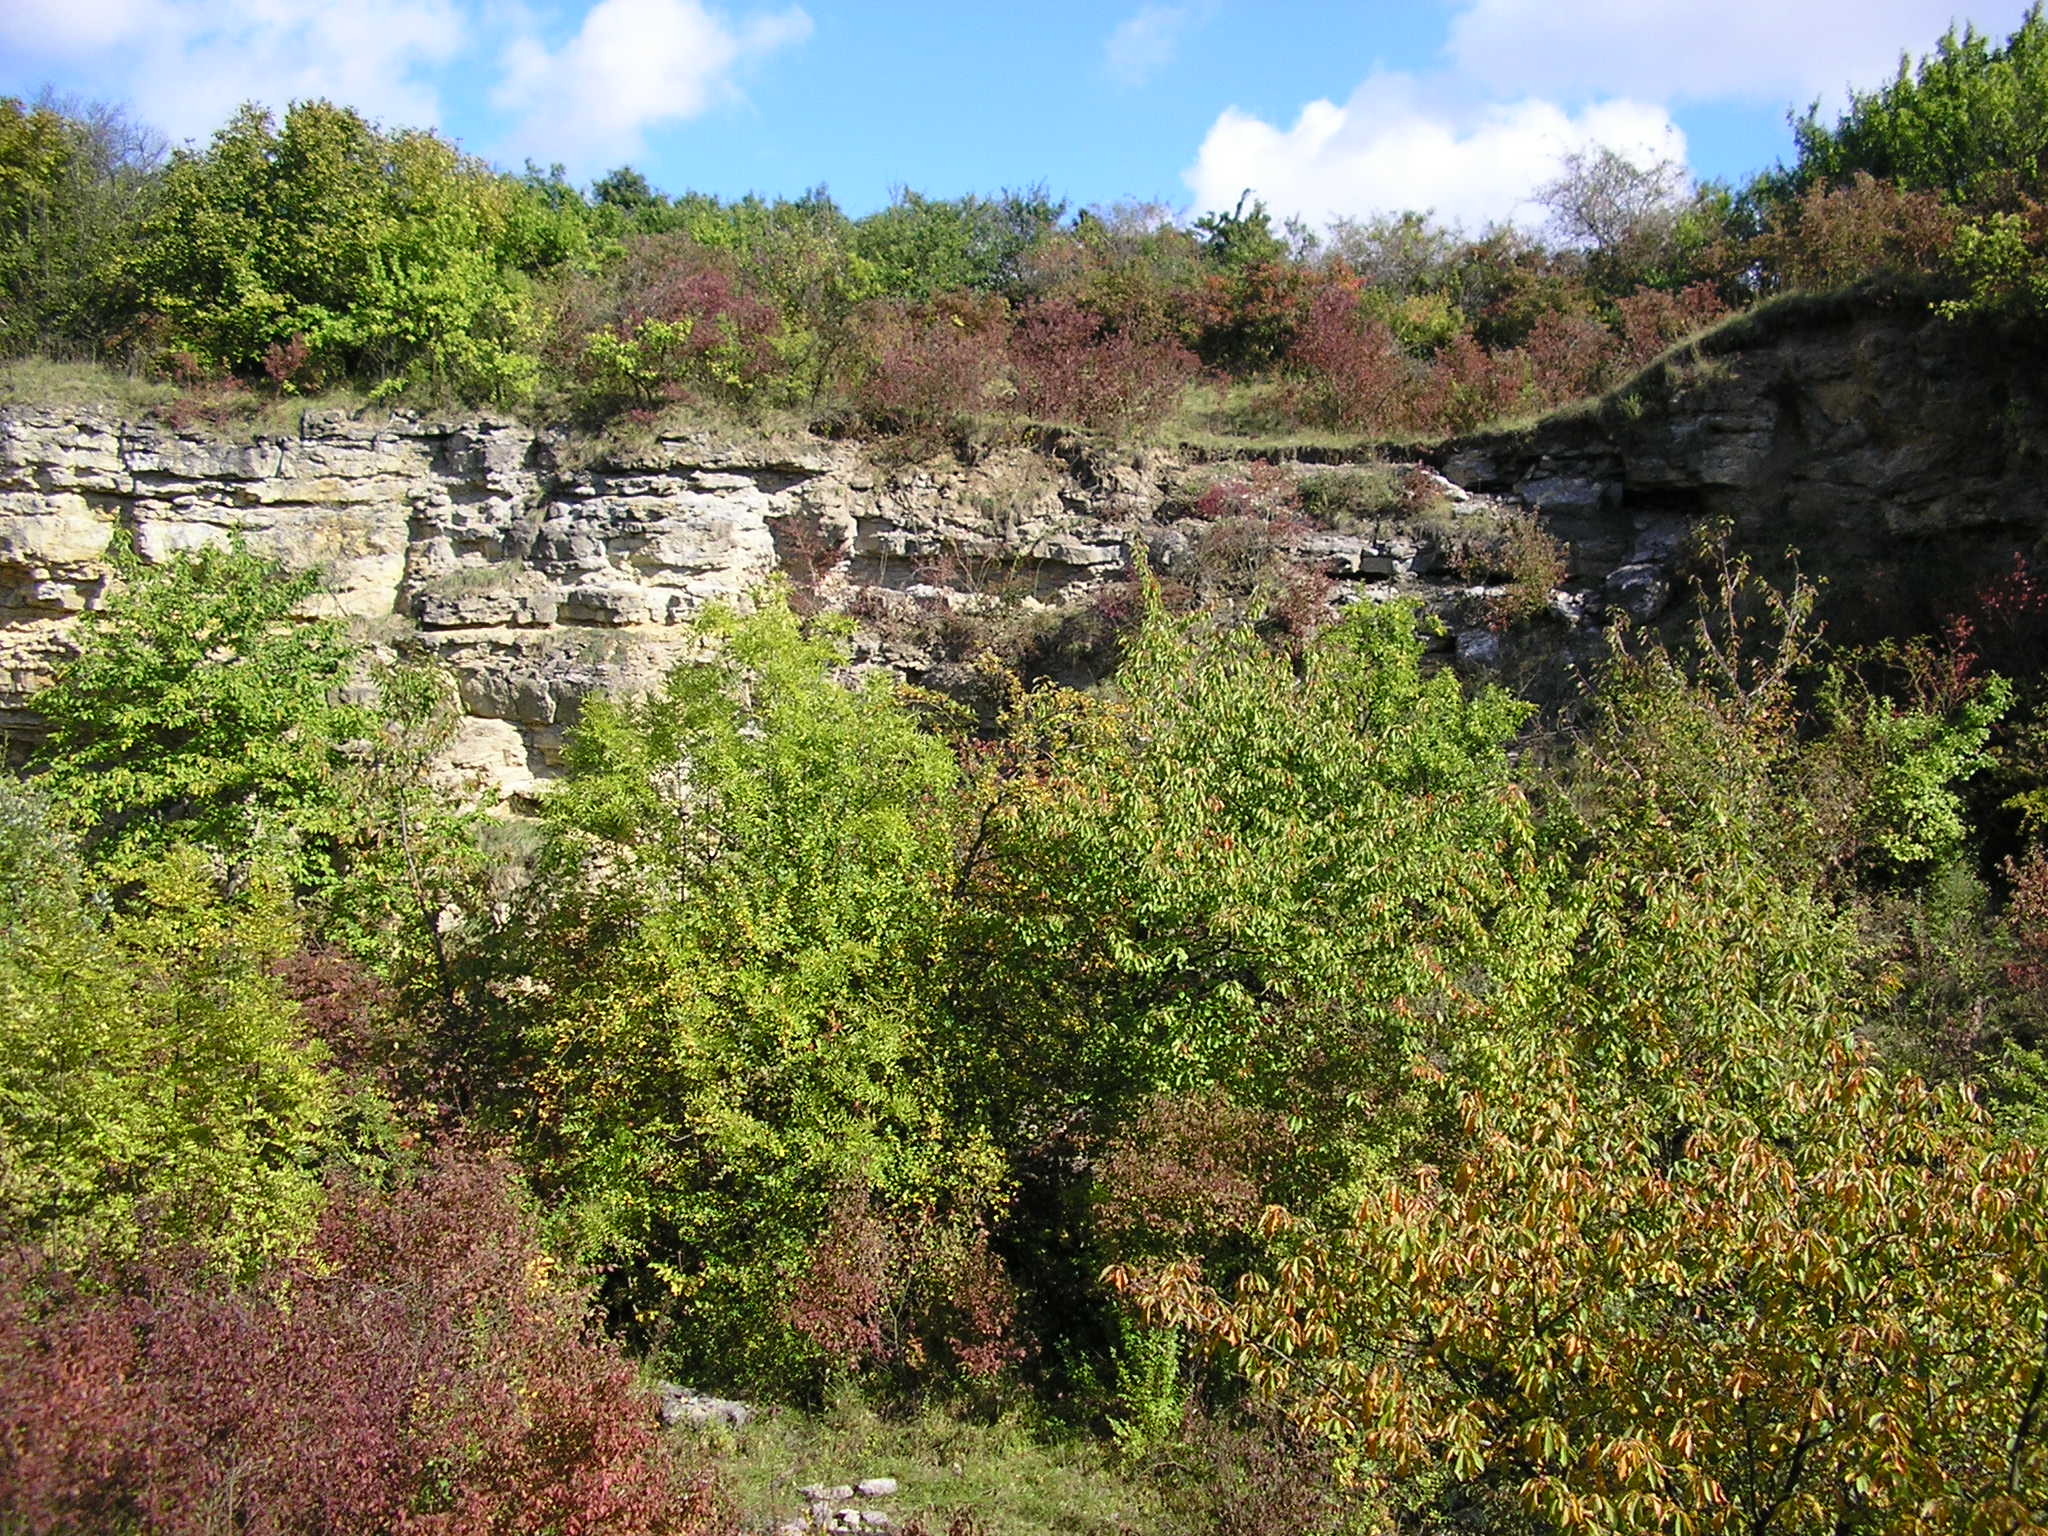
[496,593,1004,1391]
[0,783,336,1271]
[1292,464,1406,528]
[0,96,159,361]
[134,101,548,401]
[29,538,370,893]
[1782,6,2048,206]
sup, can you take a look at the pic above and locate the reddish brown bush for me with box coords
[155,369,256,433]
[1524,309,1621,407]
[1009,299,1198,433]
[853,293,1010,436]
[1283,284,1415,432]
[767,511,852,617]
[1760,172,1961,291]
[1171,1402,1385,1536]
[911,1221,1030,1381]
[550,236,783,413]
[271,944,400,1078]
[1187,461,1298,522]
[1411,332,1530,434]
[1181,261,1318,372]
[1613,281,1730,369]
[1093,1090,1294,1252]
[261,333,315,392]
[1265,562,1339,645]
[1969,552,2048,677]
[0,1151,716,1535]
[786,1186,897,1371]
[2005,846,2048,996]
[783,1190,1029,1386]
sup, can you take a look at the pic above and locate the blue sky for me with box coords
[2,0,2037,229]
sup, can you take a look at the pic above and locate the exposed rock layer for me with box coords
[5,296,2043,793]
[1433,293,2048,635]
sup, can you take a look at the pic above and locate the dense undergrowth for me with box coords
[16,12,2048,1534]
[9,514,2048,1532]
[11,8,2048,449]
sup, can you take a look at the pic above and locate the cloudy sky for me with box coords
[0,0,2034,228]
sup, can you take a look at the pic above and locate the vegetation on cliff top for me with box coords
[8,6,2048,449]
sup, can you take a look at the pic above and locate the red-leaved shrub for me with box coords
[786,1185,896,1371]
[853,293,1010,437]
[1283,285,1415,432]
[0,1151,717,1535]
[1969,552,2048,677]
[1092,1091,1295,1254]
[1009,299,1198,433]
[1760,172,1962,292]
[2005,846,2048,996]
[912,1221,1028,1381]
[1524,309,1622,407]
[262,333,315,392]
[1188,460,1298,522]
[1411,333,1530,434]
[784,1189,1029,1385]
[551,237,783,415]
[1613,281,1730,369]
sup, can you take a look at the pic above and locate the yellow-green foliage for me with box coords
[30,539,371,893]
[133,101,554,401]
[0,788,336,1272]
[497,595,1002,1390]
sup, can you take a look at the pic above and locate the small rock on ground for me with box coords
[655,1382,752,1428]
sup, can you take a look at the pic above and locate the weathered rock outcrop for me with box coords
[0,410,1535,793]
[1433,292,2048,638]
[6,293,2043,795]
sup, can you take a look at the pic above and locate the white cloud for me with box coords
[0,0,467,141]
[0,0,160,56]
[1184,72,1683,231]
[493,0,811,165]
[1105,4,1194,87]
[1445,0,2040,108]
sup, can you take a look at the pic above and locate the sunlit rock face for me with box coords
[8,297,2040,794]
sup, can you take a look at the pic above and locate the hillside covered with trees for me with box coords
[12,11,2048,1536]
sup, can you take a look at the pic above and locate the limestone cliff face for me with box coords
[5,295,2042,795]
[0,406,1550,792]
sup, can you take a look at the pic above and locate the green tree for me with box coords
[853,187,1065,301]
[495,593,1002,1388]
[1104,570,2048,1533]
[946,592,1549,1214]
[29,539,369,891]
[0,783,336,1271]
[134,100,547,400]
[1193,192,1288,273]
[0,94,160,358]
[1781,5,2048,207]
[1120,1045,2048,1536]
[725,190,878,403]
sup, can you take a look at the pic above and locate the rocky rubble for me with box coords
[780,1478,903,1534]
[656,1383,755,1429]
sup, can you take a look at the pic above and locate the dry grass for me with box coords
[0,356,180,414]
[0,356,396,440]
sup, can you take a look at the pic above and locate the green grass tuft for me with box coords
[696,1391,1181,1536]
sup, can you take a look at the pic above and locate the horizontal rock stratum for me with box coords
[6,295,2044,795]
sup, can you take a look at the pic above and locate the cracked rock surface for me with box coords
[8,301,2038,793]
